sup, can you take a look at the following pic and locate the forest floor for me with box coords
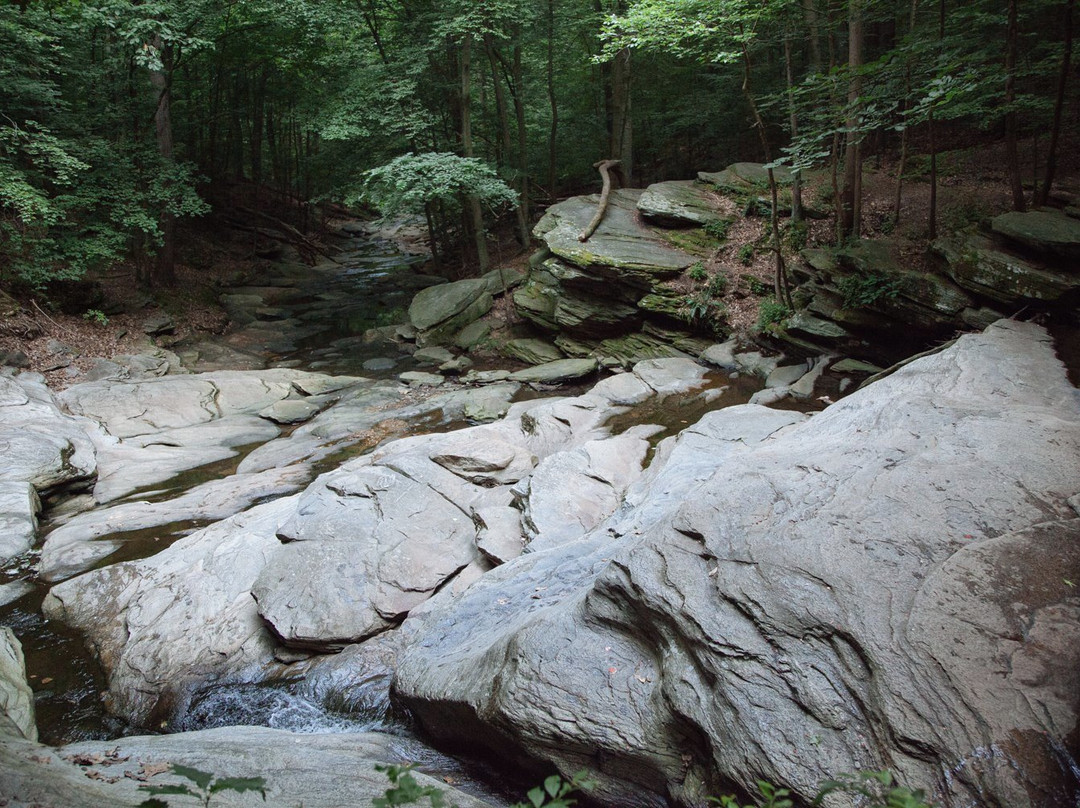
[1,136,1075,390]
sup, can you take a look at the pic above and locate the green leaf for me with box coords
[170,764,214,790]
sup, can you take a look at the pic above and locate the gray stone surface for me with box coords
[474,506,526,564]
[257,398,320,424]
[991,209,1080,260]
[534,190,696,277]
[699,339,739,371]
[504,338,563,366]
[0,629,36,742]
[392,320,1080,808]
[636,180,728,227]
[409,278,492,337]
[43,497,296,726]
[0,727,493,808]
[508,358,598,384]
[765,362,808,388]
[399,371,445,387]
[0,481,39,561]
[40,466,311,582]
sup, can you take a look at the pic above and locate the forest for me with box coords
[0,0,1075,295]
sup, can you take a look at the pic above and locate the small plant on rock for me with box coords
[688,262,708,281]
[513,771,596,808]
[835,273,905,309]
[756,296,791,331]
[138,764,265,808]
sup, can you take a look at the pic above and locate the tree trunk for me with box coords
[928,105,938,239]
[610,47,633,185]
[1037,0,1074,207]
[741,45,790,309]
[1004,0,1027,211]
[149,34,177,287]
[783,36,803,223]
[803,0,824,71]
[840,0,864,240]
[460,38,490,273]
[546,0,559,196]
[893,0,919,225]
[511,42,531,244]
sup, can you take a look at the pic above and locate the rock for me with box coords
[0,726,493,808]
[783,311,851,342]
[39,466,310,582]
[513,276,560,332]
[508,358,598,384]
[733,350,780,378]
[636,180,728,227]
[830,358,883,374]
[698,161,793,189]
[221,293,264,326]
[141,311,175,335]
[392,320,1080,808]
[0,629,36,741]
[408,278,494,346]
[0,481,39,562]
[991,209,1080,260]
[45,339,76,356]
[765,362,809,389]
[934,230,1080,304]
[480,265,527,295]
[413,346,455,366]
[439,355,473,374]
[961,306,1007,330]
[0,581,33,608]
[534,190,696,278]
[43,498,296,726]
[789,355,830,399]
[431,435,536,486]
[0,350,29,369]
[522,434,650,553]
[454,320,492,350]
[0,374,97,495]
[461,369,512,385]
[553,291,642,337]
[504,338,563,365]
[699,339,739,371]
[398,371,445,387]
[632,357,709,394]
[474,506,526,564]
[362,357,397,371]
[258,399,320,424]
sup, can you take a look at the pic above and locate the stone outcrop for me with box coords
[391,321,1080,808]
[42,359,716,728]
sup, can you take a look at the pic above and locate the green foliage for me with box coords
[743,275,771,296]
[756,297,791,330]
[737,244,755,266]
[512,770,596,808]
[707,273,727,297]
[83,309,109,326]
[813,770,932,808]
[374,764,447,808]
[711,780,793,808]
[784,222,808,252]
[688,262,707,281]
[703,218,732,241]
[836,273,905,309]
[712,770,933,808]
[361,153,518,217]
[138,764,265,808]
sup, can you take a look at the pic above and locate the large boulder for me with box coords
[0,629,36,742]
[408,278,493,346]
[392,320,1080,808]
[636,180,729,228]
[991,209,1080,261]
[534,190,696,279]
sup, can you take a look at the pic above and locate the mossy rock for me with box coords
[512,281,559,332]
[503,338,564,365]
[991,210,1080,260]
[637,181,727,228]
[934,231,1080,304]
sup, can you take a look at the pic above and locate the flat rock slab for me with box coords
[934,230,1080,303]
[637,180,728,227]
[509,358,598,384]
[504,338,563,365]
[698,161,793,188]
[0,726,493,808]
[258,399,320,424]
[534,190,696,276]
[992,209,1080,260]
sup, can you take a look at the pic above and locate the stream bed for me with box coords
[0,229,832,805]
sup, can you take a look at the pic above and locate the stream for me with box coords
[0,228,823,805]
